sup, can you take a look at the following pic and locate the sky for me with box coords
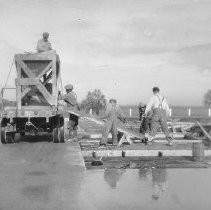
[0,0,211,106]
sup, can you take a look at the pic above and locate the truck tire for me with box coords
[0,127,7,144]
[20,132,25,137]
[0,127,14,144]
[53,128,59,143]
[59,125,65,143]
[53,126,65,143]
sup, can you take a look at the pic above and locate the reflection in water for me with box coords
[151,168,167,201]
[83,169,211,209]
[138,168,151,180]
[104,169,126,189]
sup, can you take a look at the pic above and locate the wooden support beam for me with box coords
[16,61,22,110]
[196,121,211,141]
[15,51,57,61]
[37,62,52,79]
[21,87,31,99]
[36,83,54,105]
[15,78,40,86]
[52,56,57,105]
[84,117,145,139]
[17,59,35,78]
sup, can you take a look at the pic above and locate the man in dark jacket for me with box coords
[64,84,79,140]
[100,99,126,146]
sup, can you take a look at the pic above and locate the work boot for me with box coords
[99,141,107,147]
[145,133,154,145]
[166,134,174,146]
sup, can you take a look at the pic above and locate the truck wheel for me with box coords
[53,128,59,143]
[20,132,25,137]
[59,125,65,143]
[0,127,14,144]
[0,127,7,144]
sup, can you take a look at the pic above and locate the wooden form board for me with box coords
[14,51,60,110]
[83,117,145,139]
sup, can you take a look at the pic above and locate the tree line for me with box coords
[1,89,211,113]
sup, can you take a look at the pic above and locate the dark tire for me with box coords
[59,125,65,143]
[20,132,25,137]
[0,127,14,144]
[53,126,65,143]
[1,127,7,144]
[53,128,59,143]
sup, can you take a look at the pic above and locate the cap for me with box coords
[64,84,73,90]
[43,32,49,38]
[153,86,160,92]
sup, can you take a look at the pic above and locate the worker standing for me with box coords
[145,87,174,146]
[37,32,52,53]
[138,102,147,134]
[63,84,79,140]
[99,99,126,147]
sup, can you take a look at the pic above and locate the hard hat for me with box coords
[43,32,49,38]
[64,84,73,90]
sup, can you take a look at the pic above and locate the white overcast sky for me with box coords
[0,0,211,105]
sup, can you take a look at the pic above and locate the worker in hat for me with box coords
[138,102,148,134]
[63,84,79,140]
[99,99,127,147]
[37,32,52,53]
[145,87,174,146]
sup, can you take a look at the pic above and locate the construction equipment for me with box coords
[0,51,65,143]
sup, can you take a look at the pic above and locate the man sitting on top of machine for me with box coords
[37,32,52,53]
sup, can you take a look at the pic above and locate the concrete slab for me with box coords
[64,142,86,168]
[0,138,86,210]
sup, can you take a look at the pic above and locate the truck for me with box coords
[0,51,65,144]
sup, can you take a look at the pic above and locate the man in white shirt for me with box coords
[37,32,52,53]
[145,87,174,146]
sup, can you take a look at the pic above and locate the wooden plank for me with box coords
[15,78,40,86]
[21,87,31,99]
[37,61,52,79]
[80,139,202,144]
[196,121,211,141]
[36,83,54,105]
[15,51,57,61]
[52,55,57,106]
[82,150,194,157]
[19,106,52,111]
[16,61,22,110]
[83,117,145,139]
[17,59,35,78]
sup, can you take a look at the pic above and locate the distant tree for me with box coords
[203,89,211,107]
[81,89,107,115]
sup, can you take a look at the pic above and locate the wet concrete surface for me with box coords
[1,136,211,210]
[0,136,86,210]
[82,168,211,210]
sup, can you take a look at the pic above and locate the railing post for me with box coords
[188,108,191,117]
[169,108,172,117]
[209,108,211,117]
[90,108,92,115]
[129,108,132,117]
